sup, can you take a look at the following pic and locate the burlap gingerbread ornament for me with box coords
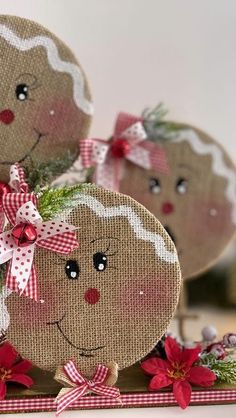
[5,185,181,377]
[0,15,92,183]
[80,109,236,279]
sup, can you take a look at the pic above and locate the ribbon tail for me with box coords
[94,157,120,191]
[56,385,87,416]
[21,264,39,302]
[9,245,36,300]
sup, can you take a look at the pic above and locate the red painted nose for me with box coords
[162,202,174,214]
[84,288,100,304]
[0,109,15,125]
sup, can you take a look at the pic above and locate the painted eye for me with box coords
[176,178,188,194]
[93,252,107,272]
[149,178,161,194]
[65,260,80,279]
[15,84,29,101]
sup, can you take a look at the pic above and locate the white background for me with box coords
[0,0,235,157]
[8,405,236,418]
[1,1,236,416]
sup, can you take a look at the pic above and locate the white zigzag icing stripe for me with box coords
[0,24,93,116]
[172,129,236,225]
[77,194,178,263]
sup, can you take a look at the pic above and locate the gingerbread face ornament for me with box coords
[0,15,92,182]
[5,186,181,376]
[80,109,236,279]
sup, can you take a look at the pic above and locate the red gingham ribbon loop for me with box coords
[80,112,169,191]
[55,361,120,416]
[9,163,29,193]
[0,201,79,302]
[0,163,29,232]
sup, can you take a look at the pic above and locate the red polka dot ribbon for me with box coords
[80,112,169,191]
[54,360,120,416]
[0,200,79,302]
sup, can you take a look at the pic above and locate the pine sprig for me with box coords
[24,151,76,191]
[200,353,236,384]
[142,103,184,141]
[38,183,94,220]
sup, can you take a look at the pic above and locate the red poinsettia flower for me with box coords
[141,336,216,409]
[0,342,33,400]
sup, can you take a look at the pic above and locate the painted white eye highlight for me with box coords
[15,84,28,101]
[149,178,161,194]
[49,110,55,115]
[176,178,188,194]
[65,260,80,280]
[93,253,107,272]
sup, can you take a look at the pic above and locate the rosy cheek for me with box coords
[116,275,171,319]
[34,97,81,140]
[11,282,63,330]
[188,198,233,237]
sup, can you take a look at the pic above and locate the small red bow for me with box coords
[55,361,120,416]
[0,164,79,302]
[80,112,169,191]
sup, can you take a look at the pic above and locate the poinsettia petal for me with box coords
[173,380,192,409]
[149,372,172,391]
[12,359,32,374]
[0,381,6,400]
[188,366,216,387]
[181,345,201,368]
[141,357,168,375]
[0,342,18,368]
[8,373,33,388]
[165,337,182,363]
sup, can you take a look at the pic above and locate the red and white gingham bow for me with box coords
[80,112,169,191]
[55,360,120,416]
[0,200,78,302]
[0,164,79,301]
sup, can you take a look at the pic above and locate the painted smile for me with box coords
[47,315,105,357]
[0,128,47,165]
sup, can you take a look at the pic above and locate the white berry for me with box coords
[201,325,217,341]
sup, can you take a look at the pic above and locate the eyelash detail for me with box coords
[90,237,119,256]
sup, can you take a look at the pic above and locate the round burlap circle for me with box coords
[6,186,181,376]
[119,123,236,279]
[0,15,92,182]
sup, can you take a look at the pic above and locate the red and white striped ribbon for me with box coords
[55,361,120,416]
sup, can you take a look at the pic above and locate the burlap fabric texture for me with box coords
[6,186,181,377]
[119,123,236,279]
[0,15,92,182]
